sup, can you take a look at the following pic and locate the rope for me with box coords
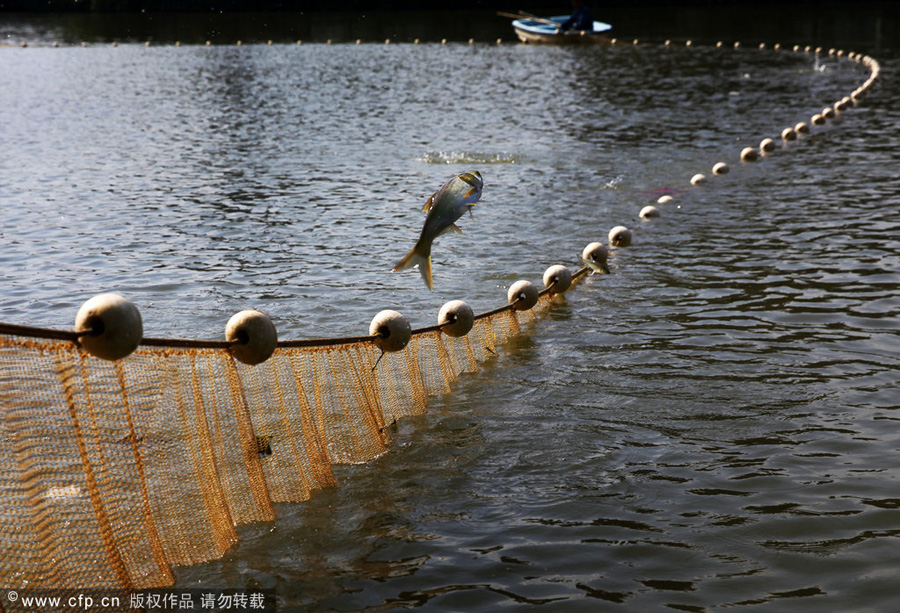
[0,266,594,349]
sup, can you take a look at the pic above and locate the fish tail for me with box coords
[392,244,434,290]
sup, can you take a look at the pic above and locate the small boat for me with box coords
[511,15,612,45]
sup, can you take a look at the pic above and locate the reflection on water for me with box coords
[2,6,900,611]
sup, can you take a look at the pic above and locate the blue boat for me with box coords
[511,15,613,44]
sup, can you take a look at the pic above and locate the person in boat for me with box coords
[560,0,594,32]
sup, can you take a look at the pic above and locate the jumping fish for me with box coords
[392,171,483,290]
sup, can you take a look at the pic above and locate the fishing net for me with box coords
[0,292,554,591]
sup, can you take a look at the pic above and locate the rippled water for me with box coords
[2,12,900,612]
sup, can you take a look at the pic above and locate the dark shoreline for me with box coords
[2,5,897,51]
[1,0,898,13]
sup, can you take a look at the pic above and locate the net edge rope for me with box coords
[0,267,593,351]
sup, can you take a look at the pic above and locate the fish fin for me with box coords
[392,246,434,290]
[392,248,421,272]
[421,255,433,290]
[421,194,435,213]
[437,223,463,237]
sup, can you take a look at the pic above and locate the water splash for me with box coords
[605,174,625,189]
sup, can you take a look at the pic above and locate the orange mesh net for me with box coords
[0,293,551,591]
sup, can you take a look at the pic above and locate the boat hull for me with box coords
[512,16,612,45]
